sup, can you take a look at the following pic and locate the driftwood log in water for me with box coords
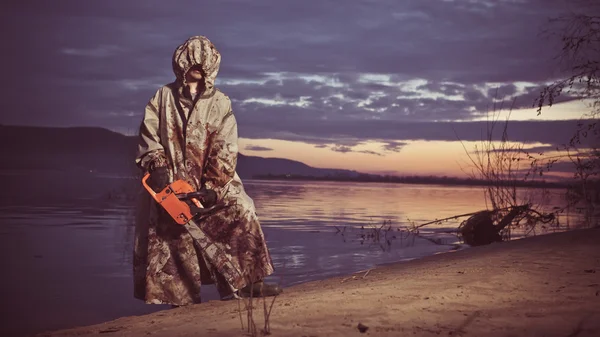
[458,205,531,246]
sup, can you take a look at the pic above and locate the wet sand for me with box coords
[38,227,600,337]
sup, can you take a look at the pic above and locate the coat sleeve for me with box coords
[135,89,168,171]
[203,99,238,200]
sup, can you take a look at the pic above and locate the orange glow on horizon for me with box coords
[238,138,569,178]
[237,100,588,179]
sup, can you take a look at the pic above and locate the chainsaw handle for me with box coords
[176,191,210,200]
[142,173,157,198]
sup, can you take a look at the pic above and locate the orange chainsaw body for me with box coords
[142,173,202,225]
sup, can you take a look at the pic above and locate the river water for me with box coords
[0,171,576,337]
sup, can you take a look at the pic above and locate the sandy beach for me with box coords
[38,227,600,337]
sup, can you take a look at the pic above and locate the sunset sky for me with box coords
[1,0,595,178]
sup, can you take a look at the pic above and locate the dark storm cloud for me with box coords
[487,84,518,100]
[237,118,582,149]
[0,0,592,147]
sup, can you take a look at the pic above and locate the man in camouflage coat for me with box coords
[133,36,280,305]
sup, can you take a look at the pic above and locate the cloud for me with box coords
[417,82,465,97]
[244,145,273,152]
[487,84,518,100]
[331,145,352,153]
[382,141,408,153]
[329,144,383,156]
[60,45,124,58]
[0,0,588,150]
[237,118,582,148]
[358,150,384,156]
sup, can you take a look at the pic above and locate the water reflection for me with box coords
[0,171,584,337]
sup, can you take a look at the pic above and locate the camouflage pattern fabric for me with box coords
[133,36,274,305]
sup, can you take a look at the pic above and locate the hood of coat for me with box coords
[172,36,221,95]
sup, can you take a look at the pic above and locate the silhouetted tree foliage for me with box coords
[535,0,600,225]
[536,1,600,119]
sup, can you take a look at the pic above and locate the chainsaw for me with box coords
[141,172,218,224]
[141,172,244,289]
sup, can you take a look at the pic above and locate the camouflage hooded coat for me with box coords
[133,36,274,305]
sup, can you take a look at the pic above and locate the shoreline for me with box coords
[250,175,570,190]
[38,227,600,337]
[0,169,569,190]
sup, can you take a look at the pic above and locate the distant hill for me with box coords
[0,125,360,179]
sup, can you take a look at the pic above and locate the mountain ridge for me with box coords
[0,124,360,179]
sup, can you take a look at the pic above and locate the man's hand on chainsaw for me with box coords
[147,166,170,192]
[177,187,219,216]
[198,187,217,207]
